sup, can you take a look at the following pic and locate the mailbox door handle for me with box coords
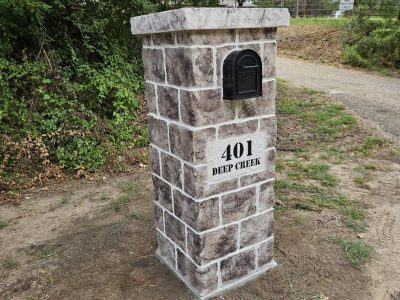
[238,64,258,70]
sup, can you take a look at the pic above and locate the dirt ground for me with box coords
[1,84,400,300]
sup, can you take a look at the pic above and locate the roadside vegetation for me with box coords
[0,0,218,201]
[274,79,399,267]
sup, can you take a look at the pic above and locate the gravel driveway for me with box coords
[277,57,400,137]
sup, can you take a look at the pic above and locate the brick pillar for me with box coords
[131,8,289,299]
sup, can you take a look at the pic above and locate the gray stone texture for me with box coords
[148,116,168,151]
[239,148,276,186]
[165,212,186,250]
[169,124,216,164]
[131,8,290,34]
[177,249,219,296]
[183,164,238,199]
[176,29,235,45]
[221,187,257,224]
[141,34,152,46]
[157,86,179,120]
[240,210,274,248]
[260,116,277,148]
[180,89,236,126]
[218,119,258,139]
[237,80,277,118]
[258,238,274,267]
[152,175,172,211]
[157,231,176,267]
[155,204,164,231]
[144,82,157,113]
[187,225,238,265]
[161,152,182,188]
[152,32,175,45]
[216,45,236,86]
[174,190,219,232]
[142,48,165,82]
[220,249,256,283]
[259,181,275,211]
[263,42,277,79]
[149,145,160,175]
[238,28,277,42]
[165,47,213,88]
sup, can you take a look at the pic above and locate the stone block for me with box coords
[220,249,256,283]
[156,231,176,267]
[187,225,238,265]
[238,28,277,42]
[263,42,276,79]
[169,124,216,164]
[148,116,169,151]
[237,80,276,118]
[259,181,274,211]
[149,145,160,175]
[216,45,236,86]
[144,82,157,113]
[141,34,152,46]
[174,190,219,232]
[221,187,257,224]
[157,86,179,120]
[240,210,274,248]
[161,152,182,188]
[218,120,258,139]
[239,148,275,186]
[258,238,274,267]
[142,48,165,83]
[155,204,164,231]
[180,89,235,126]
[165,212,186,250]
[177,249,218,296]
[152,175,172,211]
[176,29,235,45]
[259,116,277,148]
[165,47,213,87]
[184,164,238,199]
[152,32,175,45]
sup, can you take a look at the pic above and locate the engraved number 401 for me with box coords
[221,141,252,161]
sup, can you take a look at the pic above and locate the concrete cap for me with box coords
[130,7,290,35]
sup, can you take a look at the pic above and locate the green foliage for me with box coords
[343,7,400,69]
[0,0,214,187]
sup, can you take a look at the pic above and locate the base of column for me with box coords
[155,250,278,300]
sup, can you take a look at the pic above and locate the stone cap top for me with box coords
[130,7,290,35]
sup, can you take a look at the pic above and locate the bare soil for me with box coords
[0,84,399,300]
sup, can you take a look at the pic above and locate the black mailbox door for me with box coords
[223,49,262,100]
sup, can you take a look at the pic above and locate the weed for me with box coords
[0,220,7,230]
[276,158,285,171]
[303,88,321,95]
[60,194,70,205]
[357,136,388,156]
[114,195,131,211]
[3,256,19,270]
[293,215,305,225]
[312,292,329,300]
[275,179,323,194]
[120,182,137,195]
[354,175,367,186]
[333,237,372,267]
[345,218,368,233]
[364,163,377,171]
[305,163,337,187]
[343,207,365,220]
[308,193,348,209]
[278,97,301,115]
[131,211,144,220]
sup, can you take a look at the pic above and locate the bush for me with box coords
[343,8,400,69]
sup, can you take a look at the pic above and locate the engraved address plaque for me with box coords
[207,132,267,183]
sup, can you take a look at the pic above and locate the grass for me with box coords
[0,220,8,230]
[60,194,70,205]
[289,16,349,28]
[345,218,368,233]
[364,163,377,171]
[304,163,338,187]
[343,207,365,220]
[356,136,388,156]
[293,215,305,225]
[3,256,19,270]
[113,195,131,211]
[354,175,368,186]
[120,182,137,195]
[300,193,348,210]
[333,237,372,267]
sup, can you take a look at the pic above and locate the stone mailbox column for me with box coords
[131,8,289,299]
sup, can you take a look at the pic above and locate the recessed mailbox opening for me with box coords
[223,49,262,100]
